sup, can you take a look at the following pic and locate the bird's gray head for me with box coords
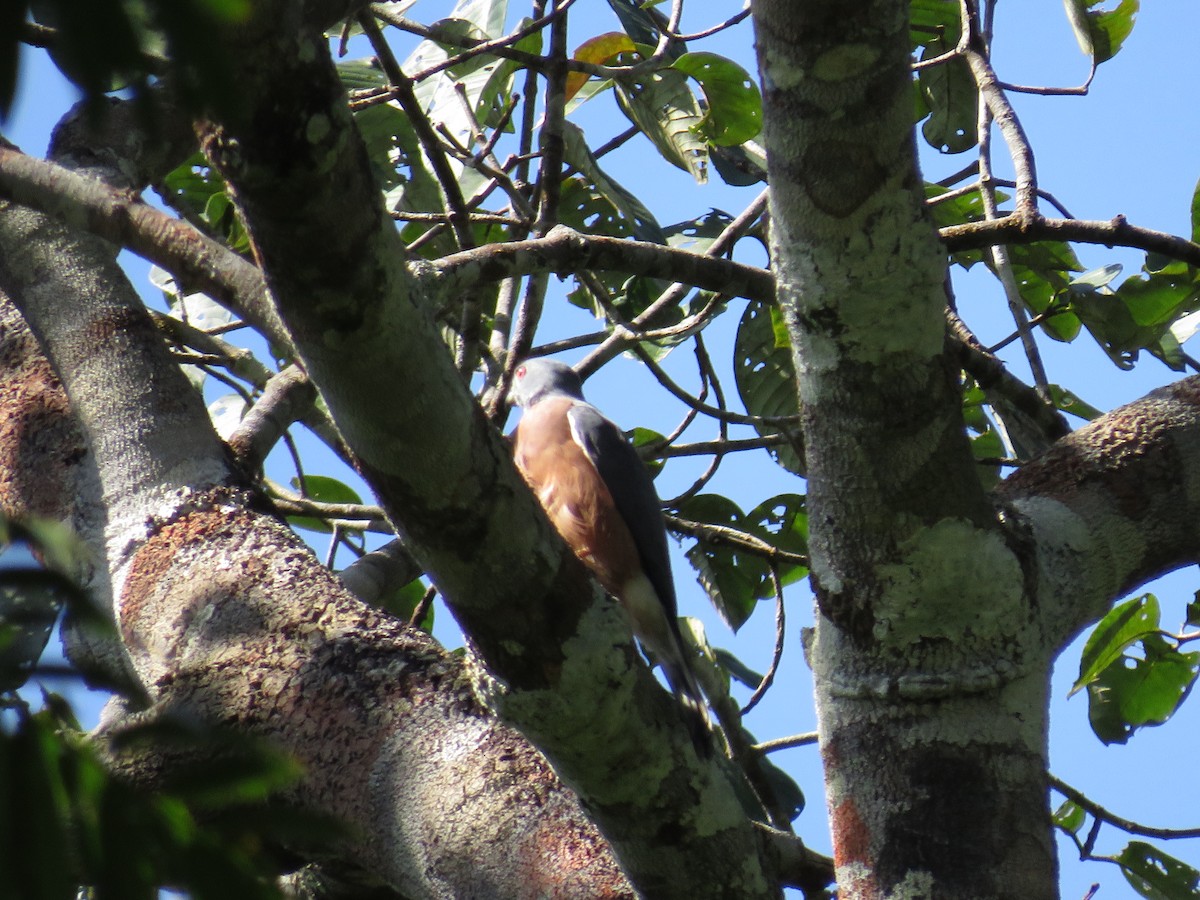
[510,358,585,407]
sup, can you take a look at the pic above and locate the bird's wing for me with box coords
[566,402,677,614]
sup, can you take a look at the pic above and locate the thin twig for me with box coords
[580,189,770,374]
[358,12,475,251]
[741,565,785,716]
[666,515,809,568]
[410,585,438,628]
[665,7,751,42]
[534,4,570,235]
[965,1,1049,399]
[1050,774,1200,841]
[752,732,819,754]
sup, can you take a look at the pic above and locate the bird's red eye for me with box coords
[515,365,526,380]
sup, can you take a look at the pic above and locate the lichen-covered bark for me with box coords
[0,114,636,896]
[0,238,633,899]
[189,3,777,896]
[751,0,1056,895]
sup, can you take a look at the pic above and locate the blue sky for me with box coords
[5,3,1200,897]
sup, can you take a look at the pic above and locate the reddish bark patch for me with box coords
[0,321,85,520]
[831,794,871,871]
[120,502,251,651]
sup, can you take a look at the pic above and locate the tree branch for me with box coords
[432,224,775,303]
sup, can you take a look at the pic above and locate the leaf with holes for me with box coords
[1087,634,1200,744]
[1073,593,1161,695]
[675,493,807,631]
[615,65,708,182]
[1117,841,1200,899]
[677,493,764,630]
[917,33,976,154]
[671,52,762,146]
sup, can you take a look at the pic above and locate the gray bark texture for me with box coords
[3,1,1200,898]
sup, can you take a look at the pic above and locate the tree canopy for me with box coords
[3,0,1200,897]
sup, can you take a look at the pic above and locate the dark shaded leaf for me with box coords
[287,475,364,534]
[0,571,63,693]
[712,647,764,689]
[733,299,803,475]
[917,21,977,154]
[1117,841,1200,899]
[675,493,807,631]
[757,754,805,821]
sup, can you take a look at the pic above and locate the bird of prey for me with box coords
[510,358,710,749]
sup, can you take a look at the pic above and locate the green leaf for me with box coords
[4,710,77,899]
[565,32,635,102]
[1191,176,1200,245]
[758,754,806,821]
[678,494,760,630]
[287,475,364,534]
[375,579,434,629]
[1073,593,1160,696]
[1051,799,1087,836]
[560,120,666,243]
[399,0,535,207]
[1004,241,1084,342]
[917,26,977,154]
[733,299,803,475]
[910,0,962,50]
[675,493,807,631]
[670,52,762,146]
[1048,384,1103,422]
[1086,0,1139,65]
[0,572,64,693]
[1117,841,1200,899]
[615,67,709,182]
[605,0,676,51]
[712,647,764,689]
[1087,635,1200,744]
[1063,0,1094,55]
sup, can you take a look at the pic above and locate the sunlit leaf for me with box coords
[1063,0,1094,55]
[910,0,962,49]
[615,67,709,182]
[287,475,365,534]
[1048,384,1103,422]
[565,32,635,102]
[1073,593,1160,695]
[1087,633,1200,744]
[1051,799,1087,836]
[1086,0,1139,65]
[671,52,762,146]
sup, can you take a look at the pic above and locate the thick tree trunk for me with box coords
[0,119,635,897]
[750,1,1059,894]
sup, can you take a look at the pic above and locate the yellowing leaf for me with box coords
[565,32,636,102]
